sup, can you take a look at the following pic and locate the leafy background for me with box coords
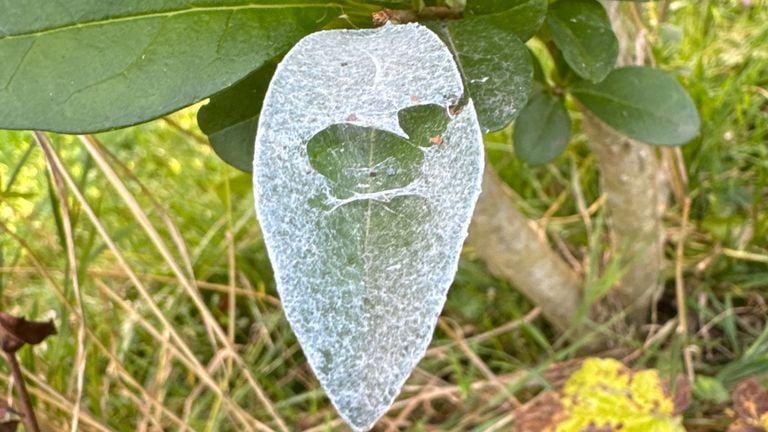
[0,0,766,431]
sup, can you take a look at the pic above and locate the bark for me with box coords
[581,2,668,323]
[467,2,667,332]
[468,166,582,332]
[581,114,665,321]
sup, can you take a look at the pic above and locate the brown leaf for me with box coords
[0,400,20,432]
[515,391,567,432]
[670,375,693,415]
[581,423,614,432]
[733,378,768,421]
[727,419,765,432]
[0,312,57,353]
[0,420,19,432]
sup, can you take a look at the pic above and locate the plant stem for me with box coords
[5,351,41,432]
[372,6,461,25]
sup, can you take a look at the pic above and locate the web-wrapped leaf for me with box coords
[253,23,484,431]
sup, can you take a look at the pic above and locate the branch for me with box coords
[468,165,582,332]
[372,7,462,26]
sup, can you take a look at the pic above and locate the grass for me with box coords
[0,0,766,431]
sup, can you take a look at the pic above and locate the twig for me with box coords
[675,198,694,384]
[5,351,40,432]
[372,6,461,25]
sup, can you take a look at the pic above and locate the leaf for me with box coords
[546,0,618,83]
[516,358,688,432]
[728,379,768,431]
[572,66,701,146]
[694,375,731,404]
[198,63,276,172]
[0,1,339,133]
[0,312,57,353]
[733,379,768,422]
[253,23,483,431]
[0,401,20,432]
[513,90,571,164]
[434,18,533,132]
[464,0,548,41]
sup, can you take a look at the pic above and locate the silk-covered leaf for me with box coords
[198,63,276,172]
[434,18,533,132]
[547,0,618,83]
[464,0,548,41]
[513,90,570,164]
[572,66,701,146]
[253,24,484,431]
[0,1,339,133]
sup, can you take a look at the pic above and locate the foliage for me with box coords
[0,0,700,171]
[0,0,764,431]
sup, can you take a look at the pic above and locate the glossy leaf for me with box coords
[0,1,339,133]
[464,0,548,41]
[198,63,276,172]
[514,90,571,165]
[435,18,533,132]
[253,24,484,431]
[572,66,701,146]
[547,0,618,83]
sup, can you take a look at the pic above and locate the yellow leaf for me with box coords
[555,358,686,432]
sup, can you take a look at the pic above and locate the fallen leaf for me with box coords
[516,392,567,432]
[515,358,688,432]
[734,379,768,420]
[0,312,57,353]
[0,400,20,432]
[728,378,768,432]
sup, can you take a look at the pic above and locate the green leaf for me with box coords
[254,24,483,431]
[435,18,533,132]
[571,66,700,146]
[464,0,547,41]
[693,376,731,404]
[0,1,339,133]
[547,0,618,83]
[514,90,571,164]
[197,63,276,172]
[307,105,451,198]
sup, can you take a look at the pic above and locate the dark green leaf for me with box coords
[513,90,570,164]
[307,105,450,199]
[572,66,700,146]
[198,63,276,172]
[435,18,533,132]
[547,0,618,83]
[0,1,339,133]
[464,0,548,41]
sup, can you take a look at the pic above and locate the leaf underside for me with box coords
[253,24,484,431]
[0,1,338,132]
[434,17,533,133]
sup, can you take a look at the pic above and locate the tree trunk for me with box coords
[466,2,667,332]
[580,1,668,325]
[468,166,582,332]
[581,113,665,323]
